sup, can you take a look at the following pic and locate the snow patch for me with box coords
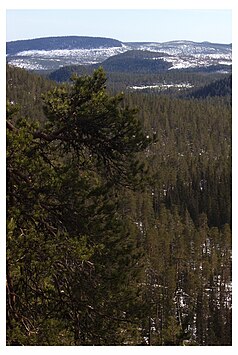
[128,82,194,91]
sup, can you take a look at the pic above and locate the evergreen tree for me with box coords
[6,69,151,345]
[6,65,232,346]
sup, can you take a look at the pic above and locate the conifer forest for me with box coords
[6,64,232,345]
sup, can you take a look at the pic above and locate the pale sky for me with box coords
[6,9,232,44]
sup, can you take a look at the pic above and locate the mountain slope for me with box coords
[6,36,126,71]
[6,36,232,72]
[189,75,232,98]
[97,50,172,73]
[7,36,123,54]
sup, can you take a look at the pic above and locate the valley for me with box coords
[6,35,232,346]
[7,36,232,73]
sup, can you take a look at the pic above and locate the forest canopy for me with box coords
[6,65,231,345]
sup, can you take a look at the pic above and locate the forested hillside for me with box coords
[189,75,232,99]
[6,65,232,345]
[7,36,123,55]
[93,50,172,73]
[7,36,231,72]
[6,65,55,120]
[48,62,229,97]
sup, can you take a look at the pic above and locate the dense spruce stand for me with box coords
[6,65,231,345]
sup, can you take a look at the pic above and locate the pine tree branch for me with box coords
[6,120,17,132]
[33,127,65,141]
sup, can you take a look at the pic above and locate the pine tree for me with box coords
[6,69,151,345]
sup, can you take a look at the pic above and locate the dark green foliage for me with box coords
[48,62,230,99]
[6,64,55,121]
[42,68,150,187]
[7,68,150,345]
[189,75,232,99]
[174,64,231,73]
[127,92,231,228]
[97,50,172,73]
[48,65,89,83]
[6,66,231,345]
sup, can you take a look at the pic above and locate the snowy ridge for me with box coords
[7,45,130,71]
[130,41,231,71]
[6,37,232,72]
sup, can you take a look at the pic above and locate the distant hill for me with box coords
[189,75,232,98]
[6,36,232,73]
[47,50,172,82]
[48,65,89,83]
[7,36,123,55]
[48,49,231,85]
[97,50,172,73]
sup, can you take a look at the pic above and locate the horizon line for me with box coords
[6,35,232,45]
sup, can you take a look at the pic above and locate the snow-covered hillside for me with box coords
[128,41,231,71]
[7,46,129,71]
[6,36,232,72]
